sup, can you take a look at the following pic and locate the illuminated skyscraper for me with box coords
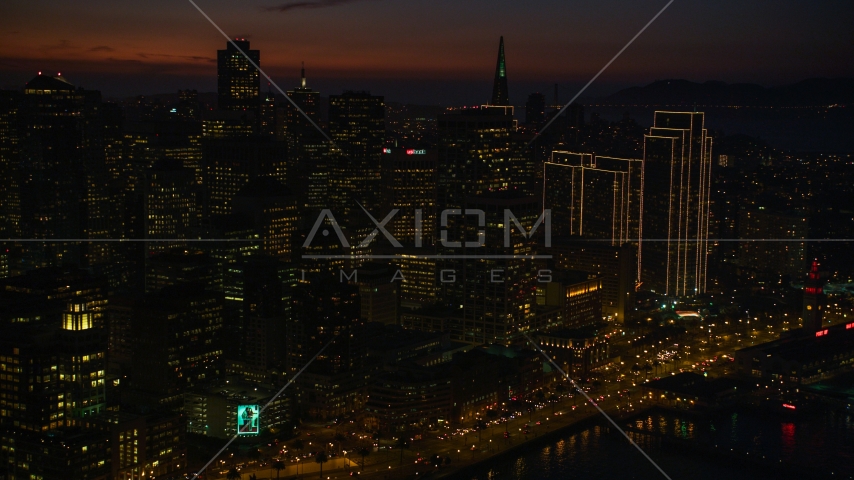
[328,91,385,215]
[60,302,106,418]
[232,177,298,262]
[286,64,330,215]
[217,39,260,112]
[642,111,713,296]
[381,147,437,245]
[490,36,509,106]
[461,192,542,345]
[15,74,111,269]
[144,159,200,253]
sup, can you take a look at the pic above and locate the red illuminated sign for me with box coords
[846,322,854,330]
[782,403,796,410]
[815,329,828,337]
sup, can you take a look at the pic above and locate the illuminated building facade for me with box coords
[233,177,298,261]
[286,64,331,216]
[535,270,602,329]
[202,138,287,216]
[738,207,807,279]
[328,91,385,215]
[381,147,437,245]
[536,324,610,380]
[217,39,260,113]
[642,111,713,297]
[461,193,541,345]
[144,159,200,253]
[60,302,106,418]
[129,284,224,407]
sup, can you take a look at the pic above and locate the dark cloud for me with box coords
[89,45,115,52]
[137,53,215,63]
[40,39,76,51]
[262,0,371,13]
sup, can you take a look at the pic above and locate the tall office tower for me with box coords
[240,257,296,378]
[328,91,385,215]
[202,138,287,216]
[802,260,825,333]
[259,89,278,138]
[509,132,538,196]
[490,36,509,106]
[738,207,807,279]
[461,192,542,345]
[286,65,330,216]
[217,39,260,112]
[232,177,299,261]
[544,151,643,286]
[0,90,21,242]
[525,93,545,125]
[436,106,515,305]
[287,275,365,418]
[129,284,224,408]
[144,159,200,253]
[59,302,106,418]
[16,74,111,269]
[381,147,437,245]
[0,324,66,431]
[642,111,713,296]
[437,106,514,213]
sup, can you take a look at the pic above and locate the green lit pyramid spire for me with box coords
[491,36,509,106]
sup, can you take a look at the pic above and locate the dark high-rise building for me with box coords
[328,91,385,215]
[288,275,365,419]
[490,36,509,106]
[202,138,287,216]
[232,176,298,261]
[525,92,545,125]
[0,90,20,243]
[642,111,713,296]
[128,284,224,407]
[144,158,200,253]
[60,302,107,418]
[15,74,111,269]
[437,106,514,214]
[286,64,330,216]
[381,147,437,246]
[461,192,542,345]
[217,39,260,112]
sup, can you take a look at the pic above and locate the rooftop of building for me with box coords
[736,321,854,364]
[25,74,75,91]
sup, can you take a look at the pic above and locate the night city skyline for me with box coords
[1,1,853,480]
[2,0,853,103]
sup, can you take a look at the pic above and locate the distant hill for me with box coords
[599,78,854,107]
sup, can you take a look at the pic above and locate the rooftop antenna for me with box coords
[301,61,306,88]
